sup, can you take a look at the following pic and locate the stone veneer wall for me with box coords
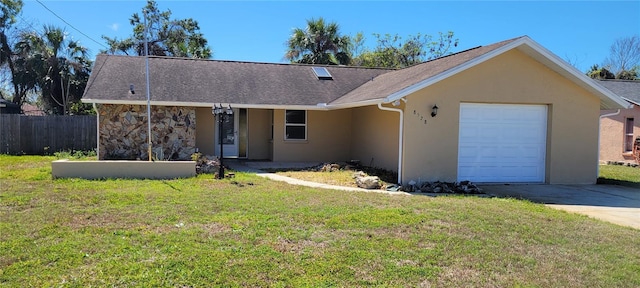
[98,104,196,160]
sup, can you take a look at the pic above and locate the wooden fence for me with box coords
[0,114,96,155]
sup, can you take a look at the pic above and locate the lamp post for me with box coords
[212,104,233,179]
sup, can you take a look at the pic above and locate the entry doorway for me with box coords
[214,108,247,158]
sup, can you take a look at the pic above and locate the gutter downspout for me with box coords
[598,109,621,176]
[93,103,99,159]
[378,102,404,184]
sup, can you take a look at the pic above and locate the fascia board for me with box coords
[82,98,385,110]
[81,99,344,111]
[622,97,640,107]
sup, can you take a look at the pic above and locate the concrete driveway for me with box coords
[481,184,640,229]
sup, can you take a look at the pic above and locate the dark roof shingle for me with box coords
[597,79,640,104]
[84,36,626,110]
[83,55,391,106]
[330,37,523,105]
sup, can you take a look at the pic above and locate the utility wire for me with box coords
[16,14,44,38]
[35,0,108,49]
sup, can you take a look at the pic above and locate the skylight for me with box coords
[312,67,333,80]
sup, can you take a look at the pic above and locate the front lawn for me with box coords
[1,155,639,286]
[598,164,640,188]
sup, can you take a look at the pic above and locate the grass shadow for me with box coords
[597,177,640,189]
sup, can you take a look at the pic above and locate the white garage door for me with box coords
[458,103,547,183]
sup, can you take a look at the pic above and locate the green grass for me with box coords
[1,155,639,286]
[598,164,640,188]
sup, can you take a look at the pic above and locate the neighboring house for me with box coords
[82,36,628,184]
[21,103,46,116]
[597,80,640,163]
[0,100,45,115]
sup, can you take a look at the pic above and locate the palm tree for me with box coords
[285,17,351,65]
[14,25,90,114]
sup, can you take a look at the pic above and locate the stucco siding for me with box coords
[248,109,272,160]
[272,109,352,162]
[350,105,399,172]
[599,107,640,163]
[402,49,601,184]
[195,107,215,156]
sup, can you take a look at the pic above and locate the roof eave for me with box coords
[325,98,384,109]
[82,98,383,111]
[622,97,640,107]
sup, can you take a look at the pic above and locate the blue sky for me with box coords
[19,1,640,72]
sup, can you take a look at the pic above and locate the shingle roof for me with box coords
[330,37,522,105]
[597,79,640,104]
[83,55,391,107]
[82,36,629,110]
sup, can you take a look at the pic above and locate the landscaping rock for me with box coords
[411,181,483,194]
[320,163,341,172]
[356,176,381,189]
[404,180,417,192]
[352,171,367,179]
[386,184,401,192]
[194,154,221,176]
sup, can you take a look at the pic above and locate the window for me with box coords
[285,110,306,140]
[625,118,634,152]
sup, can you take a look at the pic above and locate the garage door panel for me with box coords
[464,125,544,144]
[521,146,544,158]
[459,109,479,121]
[459,145,543,162]
[460,165,543,182]
[458,103,547,183]
[459,127,479,139]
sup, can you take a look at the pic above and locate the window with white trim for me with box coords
[285,110,306,140]
[624,117,634,152]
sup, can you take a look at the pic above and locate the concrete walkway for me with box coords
[481,184,640,230]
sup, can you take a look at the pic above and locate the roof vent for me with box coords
[312,67,333,80]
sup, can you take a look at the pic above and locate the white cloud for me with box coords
[109,23,119,31]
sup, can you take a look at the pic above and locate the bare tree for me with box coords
[563,53,585,70]
[602,35,640,74]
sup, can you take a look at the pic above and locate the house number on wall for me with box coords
[413,110,427,125]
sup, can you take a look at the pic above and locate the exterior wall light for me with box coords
[431,105,439,117]
[212,104,233,179]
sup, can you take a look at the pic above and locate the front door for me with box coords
[215,108,239,157]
